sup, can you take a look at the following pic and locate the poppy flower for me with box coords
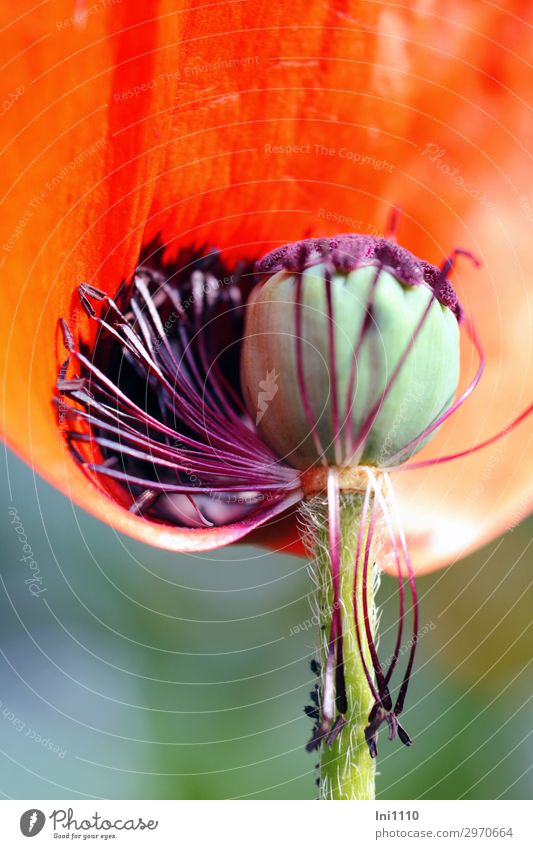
[0,0,531,798]
[53,223,483,768]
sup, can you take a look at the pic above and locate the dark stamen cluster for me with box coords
[56,248,302,529]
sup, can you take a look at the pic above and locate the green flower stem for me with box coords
[311,492,376,800]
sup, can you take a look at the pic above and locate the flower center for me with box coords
[301,465,379,494]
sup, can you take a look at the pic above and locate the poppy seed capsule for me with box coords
[240,235,461,469]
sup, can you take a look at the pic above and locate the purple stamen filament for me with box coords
[324,267,342,466]
[58,257,303,531]
[311,468,419,758]
[295,270,327,465]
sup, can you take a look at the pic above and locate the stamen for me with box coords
[384,251,485,467]
[439,247,481,280]
[361,491,393,711]
[327,470,347,715]
[320,471,343,733]
[352,480,380,702]
[384,207,401,241]
[57,256,303,530]
[384,314,485,467]
[362,478,418,758]
[343,261,383,460]
[349,286,437,463]
[367,471,405,687]
[385,474,419,720]
[326,714,347,747]
[129,489,158,516]
[398,401,533,471]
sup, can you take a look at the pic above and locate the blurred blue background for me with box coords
[1,449,531,799]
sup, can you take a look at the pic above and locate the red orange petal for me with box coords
[1,2,531,568]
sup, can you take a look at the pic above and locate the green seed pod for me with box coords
[241,235,461,469]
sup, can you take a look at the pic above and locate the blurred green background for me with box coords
[1,449,531,800]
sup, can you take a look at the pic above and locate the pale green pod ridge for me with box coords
[240,262,460,469]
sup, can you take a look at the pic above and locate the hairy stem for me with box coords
[306,492,377,800]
